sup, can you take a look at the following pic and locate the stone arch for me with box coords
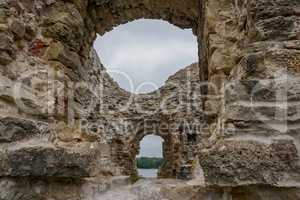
[89,0,201,36]
[35,0,207,90]
[127,127,181,179]
[87,0,205,85]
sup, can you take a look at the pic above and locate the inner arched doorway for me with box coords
[126,125,182,179]
[136,134,164,178]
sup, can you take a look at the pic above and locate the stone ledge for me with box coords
[0,145,96,178]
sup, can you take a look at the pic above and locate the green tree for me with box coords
[136,157,164,169]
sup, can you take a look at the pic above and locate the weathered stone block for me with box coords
[0,8,8,24]
[247,0,300,41]
[44,42,82,76]
[0,50,12,65]
[9,19,25,39]
[41,4,86,52]
[0,117,44,143]
[5,146,94,177]
[199,140,300,186]
[225,78,300,103]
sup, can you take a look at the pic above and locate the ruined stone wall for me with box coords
[199,0,300,187]
[0,0,300,199]
[0,0,203,183]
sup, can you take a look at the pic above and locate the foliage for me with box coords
[136,157,164,169]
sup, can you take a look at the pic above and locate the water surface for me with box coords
[138,169,158,178]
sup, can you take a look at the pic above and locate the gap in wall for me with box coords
[136,135,164,178]
[94,19,198,94]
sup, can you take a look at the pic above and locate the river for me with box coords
[138,169,158,178]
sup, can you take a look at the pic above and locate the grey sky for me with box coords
[138,135,163,158]
[94,19,198,93]
[94,19,197,157]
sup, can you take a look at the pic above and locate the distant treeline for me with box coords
[136,157,164,169]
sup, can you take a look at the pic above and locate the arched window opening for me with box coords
[136,135,164,178]
[94,19,198,94]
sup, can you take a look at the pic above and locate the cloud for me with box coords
[94,19,198,93]
[138,135,163,157]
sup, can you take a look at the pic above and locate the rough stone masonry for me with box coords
[0,0,300,199]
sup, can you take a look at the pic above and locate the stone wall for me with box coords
[200,0,300,187]
[0,0,300,199]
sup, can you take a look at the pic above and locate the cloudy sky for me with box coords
[94,19,197,157]
[137,135,163,158]
[94,19,198,94]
